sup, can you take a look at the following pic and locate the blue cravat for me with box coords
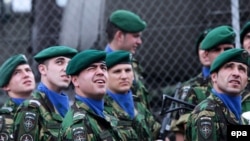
[37,83,69,117]
[107,89,135,119]
[212,89,242,121]
[75,95,105,118]
[11,98,26,106]
[202,66,210,78]
[104,45,113,53]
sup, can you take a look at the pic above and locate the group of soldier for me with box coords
[2,7,250,141]
[165,21,250,141]
[0,10,161,141]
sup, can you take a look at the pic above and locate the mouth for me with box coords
[23,80,32,85]
[94,79,106,84]
[229,80,240,85]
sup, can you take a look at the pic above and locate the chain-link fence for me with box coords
[0,0,250,113]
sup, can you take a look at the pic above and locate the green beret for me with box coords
[240,21,250,45]
[110,10,147,33]
[0,54,28,87]
[195,28,211,55]
[66,49,106,75]
[34,46,78,63]
[201,25,235,50]
[106,51,131,69]
[210,48,249,73]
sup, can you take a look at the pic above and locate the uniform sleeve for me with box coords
[186,110,218,141]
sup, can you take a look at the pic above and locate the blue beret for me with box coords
[66,49,106,75]
[0,54,28,87]
[34,46,78,63]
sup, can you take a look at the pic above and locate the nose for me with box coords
[232,68,240,77]
[96,66,105,75]
[120,71,128,79]
[137,37,142,45]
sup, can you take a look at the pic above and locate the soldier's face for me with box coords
[4,64,35,98]
[211,62,248,95]
[243,33,250,53]
[39,56,71,92]
[72,62,108,100]
[198,49,210,67]
[119,32,142,54]
[107,64,134,94]
[207,44,234,64]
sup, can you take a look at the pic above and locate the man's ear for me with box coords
[38,64,46,75]
[71,76,79,88]
[210,72,217,84]
[2,85,10,91]
[115,30,124,41]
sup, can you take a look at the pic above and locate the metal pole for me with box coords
[231,0,240,48]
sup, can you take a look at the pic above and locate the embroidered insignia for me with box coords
[0,116,4,132]
[24,112,36,132]
[0,132,8,141]
[199,117,212,139]
[19,134,33,141]
[73,127,86,141]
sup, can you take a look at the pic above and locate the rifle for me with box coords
[158,82,195,140]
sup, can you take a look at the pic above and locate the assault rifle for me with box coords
[158,82,195,140]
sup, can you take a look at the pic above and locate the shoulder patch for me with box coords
[72,127,86,141]
[73,111,86,121]
[23,112,37,132]
[198,116,213,139]
[29,100,41,107]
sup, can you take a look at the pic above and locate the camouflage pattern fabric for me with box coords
[13,91,63,141]
[170,73,212,133]
[241,78,250,113]
[59,98,139,141]
[0,98,18,141]
[104,94,161,140]
[186,93,247,141]
[131,58,150,109]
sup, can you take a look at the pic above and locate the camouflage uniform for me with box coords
[104,94,161,140]
[186,93,247,141]
[60,98,139,141]
[241,78,250,112]
[13,91,63,141]
[130,58,150,109]
[170,73,212,133]
[0,98,19,141]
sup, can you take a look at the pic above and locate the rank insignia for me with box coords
[24,112,36,132]
[19,134,33,141]
[0,116,4,132]
[72,127,86,141]
[0,132,8,141]
[198,116,212,139]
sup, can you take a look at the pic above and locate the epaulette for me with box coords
[27,99,41,108]
[73,111,86,121]
[0,106,13,113]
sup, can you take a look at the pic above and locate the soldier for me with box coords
[60,49,141,140]
[0,54,35,141]
[186,48,249,141]
[13,46,78,140]
[239,21,250,113]
[105,9,151,109]
[104,50,161,140]
[171,25,236,141]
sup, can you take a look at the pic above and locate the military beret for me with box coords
[106,51,131,69]
[240,21,250,45]
[210,48,250,73]
[0,54,28,87]
[201,25,235,50]
[110,10,147,33]
[195,28,211,55]
[66,49,106,75]
[34,46,78,63]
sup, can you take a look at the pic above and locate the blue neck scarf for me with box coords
[11,98,26,106]
[75,95,105,118]
[104,45,113,53]
[202,66,210,78]
[37,83,69,117]
[212,89,242,120]
[107,89,135,119]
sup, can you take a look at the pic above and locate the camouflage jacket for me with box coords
[186,93,246,141]
[59,98,139,141]
[170,73,212,133]
[241,77,250,112]
[13,91,63,141]
[131,58,150,109]
[104,94,161,141]
[0,98,18,141]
